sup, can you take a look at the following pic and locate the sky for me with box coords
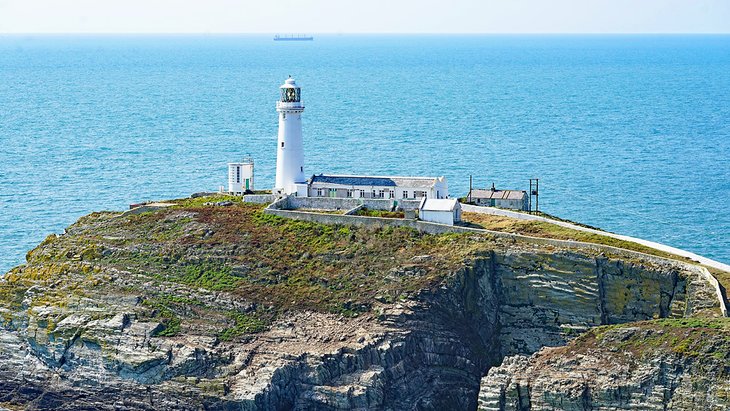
[0,0,728,34]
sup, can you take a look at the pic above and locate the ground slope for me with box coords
[0,196,726,410]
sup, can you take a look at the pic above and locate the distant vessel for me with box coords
[274,34,313,41]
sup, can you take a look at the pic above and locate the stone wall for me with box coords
[243,194,276,204]
[277,196,423,211]
[265,208,466,235]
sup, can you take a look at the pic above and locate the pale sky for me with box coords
[0,0,728,34]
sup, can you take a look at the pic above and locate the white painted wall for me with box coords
[274,78,305,195]
[307,178,449,200]
[228,162,254,194]
[420,209,455,225]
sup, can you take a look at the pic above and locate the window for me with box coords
[236,166,241,183]
[359,190,365,198]
[300,166,303,172]
[387,190,394,199]
[281,142,285,148]
[317,188,324,197]
[402,191,408,199]
[329,188,337,198]
[415,191,427,198]
[346,189,353,198]
[377,190,385,199]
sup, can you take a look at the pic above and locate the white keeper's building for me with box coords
[305,174,448,200]
[272,77,449,200]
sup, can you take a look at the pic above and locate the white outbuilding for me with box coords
[419,198,461,226]
[228,157,254,195]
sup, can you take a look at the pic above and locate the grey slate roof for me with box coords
[471,189,526,200]
[420,198,459,211]
[310,174,438,188]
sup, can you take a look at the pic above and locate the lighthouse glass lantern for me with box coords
[281,85,301,103]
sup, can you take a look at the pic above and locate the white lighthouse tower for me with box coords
[274,76,306,195]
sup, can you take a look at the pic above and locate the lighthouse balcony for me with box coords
[276,101,305,110]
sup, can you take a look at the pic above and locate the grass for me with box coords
[295,208,346,215]
[706,266,730,300]
[460,212,688,261]
[354,208,405,219]
[172,194,242,208]
[178,263,242,291]
[6,194,726,341]
[218,312,268,341]
[2,196,491,339]
[558,318,730,362]
[142,296,184,337]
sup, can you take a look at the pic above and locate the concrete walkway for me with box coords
[461,204,730,273]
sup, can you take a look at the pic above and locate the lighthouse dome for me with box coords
[281,77,297,88]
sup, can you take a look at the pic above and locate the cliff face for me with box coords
[0,199,725,410]
[478,320,730,411]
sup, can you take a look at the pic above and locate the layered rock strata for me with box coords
[0,202,725,410]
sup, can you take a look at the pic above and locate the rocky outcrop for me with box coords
[478,321,730,410]
[0,202,726,410]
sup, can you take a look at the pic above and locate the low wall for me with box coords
[283,196,422,211]
[265,208,465,235]
[243,194,276,204]
[263,206,728,317]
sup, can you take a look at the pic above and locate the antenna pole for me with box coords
[529,178,540,214]
[469,175,472,203]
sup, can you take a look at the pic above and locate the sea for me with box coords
[1,34,729,273]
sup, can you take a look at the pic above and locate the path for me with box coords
[460,204,730,273]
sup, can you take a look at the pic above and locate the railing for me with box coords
[276,101,304,110]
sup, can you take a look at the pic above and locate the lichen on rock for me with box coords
[0,196,726,410]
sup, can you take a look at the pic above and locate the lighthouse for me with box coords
[274,77,306,195]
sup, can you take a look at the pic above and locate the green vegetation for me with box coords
[218,312,268,341]
[178,263,241,291]
[571,318,730,360]
[143,296,184,337]
[354,208,405,218]
[172,194,242,208]
[706,266,730,300]
[4,194,725,342]
[295,208,346,215]
[2,195,488,340]
[461,212,689,262]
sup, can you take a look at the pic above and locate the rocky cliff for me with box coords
[0,197,726,410]
[478,319,730,410]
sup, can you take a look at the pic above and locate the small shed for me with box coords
[419,198,461,226]
[470,185,528,211]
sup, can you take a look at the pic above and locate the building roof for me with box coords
[419,198,459,212]
[471,189,526,200]
[310,174,444,189]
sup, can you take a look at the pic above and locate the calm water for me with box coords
[1,34,729,272]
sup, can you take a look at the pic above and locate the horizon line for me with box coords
[2,32,730,36]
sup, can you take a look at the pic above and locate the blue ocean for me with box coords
[1,35,729,272]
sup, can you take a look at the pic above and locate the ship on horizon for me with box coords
[274,34,314,41]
